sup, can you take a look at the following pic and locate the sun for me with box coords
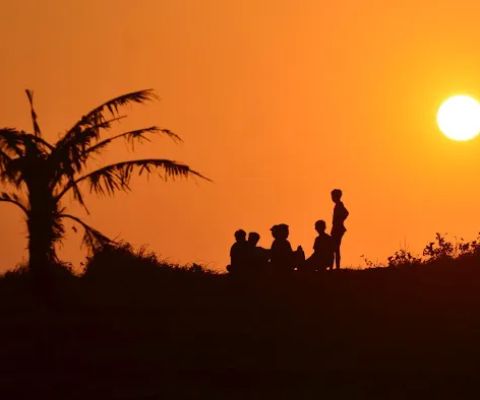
[437,95,480,141]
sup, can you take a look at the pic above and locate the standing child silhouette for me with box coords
[330,189,349,269]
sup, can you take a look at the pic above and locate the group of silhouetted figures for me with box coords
[227,189,349,274]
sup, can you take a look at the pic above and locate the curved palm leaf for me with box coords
[84,126,182,158]
[47,116,127,201]
[57,159,208,199]
[0,128,26,157]
[59,213,113,252]
[0,129,52,186]
[0,149,12,170]
[57,89,155,152]
[50,90,156,190]
[0,192,28,214]
[74,89,155,128]
[0,157,23,185]
[0,128,52,158]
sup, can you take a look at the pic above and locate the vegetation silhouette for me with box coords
[387,232,480,268]
[1,233,479,398]
[0,90,206,283]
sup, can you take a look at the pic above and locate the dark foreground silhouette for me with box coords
[1,242,480,399]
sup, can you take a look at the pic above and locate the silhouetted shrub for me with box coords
[82,242,212,283]
[387,249,422,268]
[386,233,480,269]
[83,242,162,279]
[423,233,455,263]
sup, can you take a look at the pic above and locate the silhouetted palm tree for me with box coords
[0,89,205,273]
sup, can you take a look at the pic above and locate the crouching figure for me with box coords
[304,220,334,272]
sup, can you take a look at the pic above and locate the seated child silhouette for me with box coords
[227,229,249,274]
[304,220,334,271]
[270,224,303,272]
[247,232,270,272]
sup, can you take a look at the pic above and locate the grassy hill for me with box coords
[1,242,480,399]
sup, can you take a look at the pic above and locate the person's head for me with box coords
[234,229,247,242]
[315,220,326,234]
[270,225,279,239]
[271,223,289,240]
[331,188,343,203]
[248,232,260,246]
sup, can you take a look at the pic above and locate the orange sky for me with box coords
[1,0,479,272]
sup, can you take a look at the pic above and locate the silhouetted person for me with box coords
[304,220,334,271]
[270,224,296,272]
[331,189,349,269]
[227,229,249,274]
[247,232,269,272]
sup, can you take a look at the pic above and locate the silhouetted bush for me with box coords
[387,249,422,268]
[84,243,158,278]
[387,233,480,269]
[83,242,212,283]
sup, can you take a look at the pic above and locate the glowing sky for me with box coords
[0,1,479,271]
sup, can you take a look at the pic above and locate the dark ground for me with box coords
[2,251,480,399]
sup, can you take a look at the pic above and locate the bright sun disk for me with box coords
[437,95,480,141]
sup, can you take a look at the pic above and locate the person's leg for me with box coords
[333,233,344,269]
[335,242,341,269]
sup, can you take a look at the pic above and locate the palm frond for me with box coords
[85,126,182,157]
[58,89,155,148]
[0,192,28,214]
[48,116,126,187]
[57,159,208,199]
[51,90,155,181]
[0,128,52,158]
[62,170,89,213]
[0,129,52,185]
[0,128,25,157]
[0,149,12,168]
[25,90,42,137]
[59,213,113,253]
[0,159,23,186]
[78,89,156,124]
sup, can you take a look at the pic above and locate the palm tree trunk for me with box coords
[28,205,58,262]
[28,217,55,270]
[24,172,61,305]
[26,199,60,305]
[26,185,59,270]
